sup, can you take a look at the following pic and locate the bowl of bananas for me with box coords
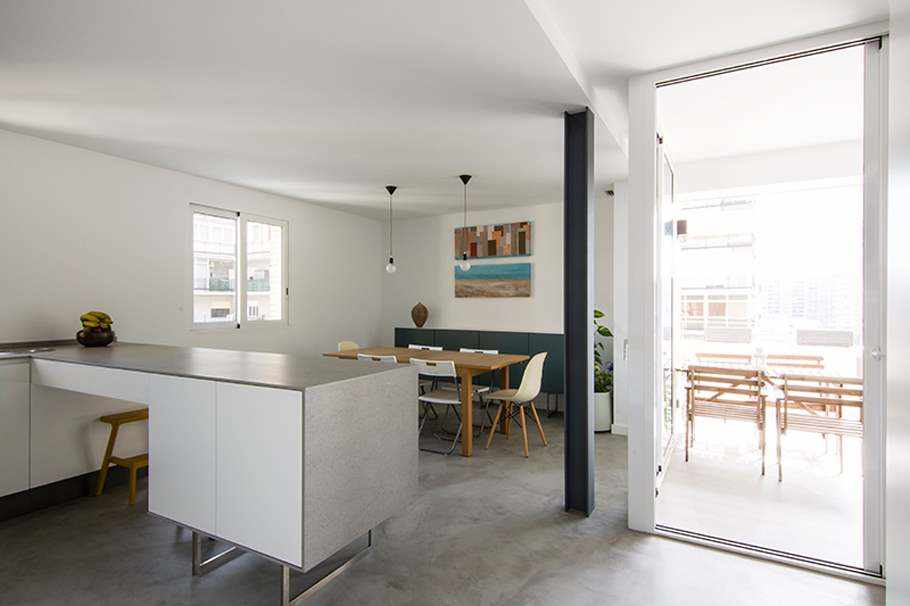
[77,311,116,347]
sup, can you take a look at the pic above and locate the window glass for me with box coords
[246,220,283,321]
[193,212,237,323]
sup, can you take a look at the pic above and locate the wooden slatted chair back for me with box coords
[687,365,763,406]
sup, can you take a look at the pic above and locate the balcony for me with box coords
[247,278,270,292]
[194,277,235,292]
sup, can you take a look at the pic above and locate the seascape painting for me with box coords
[454,263,531,298]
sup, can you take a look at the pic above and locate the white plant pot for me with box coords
[594,391,612,433]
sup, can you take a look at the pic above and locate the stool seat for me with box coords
[95,407,149,505]
[100,409,148,425]
[109,453,149,467]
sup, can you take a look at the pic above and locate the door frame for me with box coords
[626,21,889,581]
[655,138,678,489]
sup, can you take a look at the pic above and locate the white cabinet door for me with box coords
[148,374,216,535]
[216,382,302,567]
[0,360,30,497]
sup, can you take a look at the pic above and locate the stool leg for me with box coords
[95,423,119,496]
[128,462,138,506]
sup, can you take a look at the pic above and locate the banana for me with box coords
[82,320,100,328]
[81,311,112,326]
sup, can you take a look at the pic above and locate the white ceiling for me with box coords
[0,1,889,219]
[658,44,865,162]
[0,1,626,220]
[535,0,888,150]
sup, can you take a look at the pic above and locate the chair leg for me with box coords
[477,394,492,436]
[445,420,463,456]
[95,423,119,496]
[128,462,138,506]
[777,428,783,483]
[418,403,431,435]
[760,422,766,477]
[505,403,512,439]
[528,402,548,446]
[486,403,505,449]
[685,414,690,463]
[518,405,529,458]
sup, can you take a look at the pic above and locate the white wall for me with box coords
[610,181,630,435]
[0,129,384,355]
[379,199,614,342]
[887,0,910,601]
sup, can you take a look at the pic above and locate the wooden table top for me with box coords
[324,347,528,372]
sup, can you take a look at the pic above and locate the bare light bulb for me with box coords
[458,253,471,272]
[385,257,397,274]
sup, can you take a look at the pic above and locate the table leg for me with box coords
[460,369,473,457]
[500,366,511,435]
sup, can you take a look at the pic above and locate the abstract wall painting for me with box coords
[454,221,531,259]
[454,263,531,298]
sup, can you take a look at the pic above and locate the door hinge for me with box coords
[657,133,664,145]
[655,488,660,498]
[657,464,663,475]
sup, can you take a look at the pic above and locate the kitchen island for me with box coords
[18,342,418,604]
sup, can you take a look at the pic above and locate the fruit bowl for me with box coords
[77,328,116,348]
[77,310,115,347]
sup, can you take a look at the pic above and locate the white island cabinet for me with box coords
[0,359,30,497]
[24,342,418,593]
[147,375,305,566]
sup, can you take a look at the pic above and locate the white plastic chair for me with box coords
[411,358,462,455]
[485,352,548,458]
[338,340,360,352]
[356,353,398,364]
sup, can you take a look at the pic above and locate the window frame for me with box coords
[189,203,289,331]
[239,212,290,327]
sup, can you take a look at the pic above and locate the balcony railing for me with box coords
[194,278,235,292]
[247,278,270,292]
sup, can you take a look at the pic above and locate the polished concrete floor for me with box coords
[658,414,864,567]
[0,414,884,606]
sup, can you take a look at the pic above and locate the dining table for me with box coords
[323,346,529,457]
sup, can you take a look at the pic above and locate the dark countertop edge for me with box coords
[27,350,416,394]
[395,327,564,336]
[0,338,76,350]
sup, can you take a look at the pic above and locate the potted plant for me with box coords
[594,309,614,432]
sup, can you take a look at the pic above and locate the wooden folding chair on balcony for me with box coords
[775,374,863,482]
[685,365,767,475]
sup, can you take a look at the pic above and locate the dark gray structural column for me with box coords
[563,108,595,515]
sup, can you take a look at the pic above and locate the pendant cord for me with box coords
[462,182,467,255]
[388,191,393,258]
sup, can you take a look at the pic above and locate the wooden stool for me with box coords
[95,408,149,505]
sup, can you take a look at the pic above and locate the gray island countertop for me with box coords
[26,342,410,391]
